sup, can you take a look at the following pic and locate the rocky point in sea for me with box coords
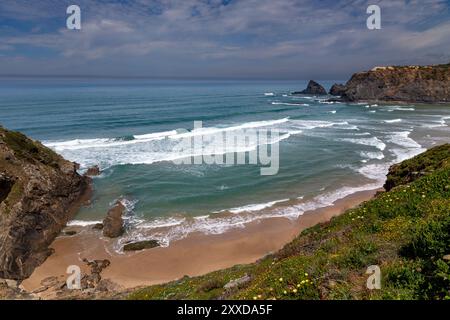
[293,80,327,95]
[338,63,450,103]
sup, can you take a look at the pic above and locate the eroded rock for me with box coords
[293,80,327,95]
[102,202,125,238]
[0,127,91,280]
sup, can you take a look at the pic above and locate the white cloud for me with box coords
[0,0,449,78]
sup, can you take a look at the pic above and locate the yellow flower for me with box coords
[293,289,298,293]
[279,277,283,282]
[258,294,262,299]
[283,290,287,294]
[304,272,308,276]
[253,296,258,300]
[297,284,301,288]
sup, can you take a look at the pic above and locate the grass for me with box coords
[129,144,450,300]
[0,126,61,167]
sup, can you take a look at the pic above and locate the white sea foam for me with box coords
[271,102,309,107]
[318,100,335,104]
[264,92,275,96]
[386,106,415,111]
[384,119,402,123]
[387,131,425,162]
[223,198,290,214]
[328,110,337,114]
[337,137,386,151]
[358,163,390,182]
[44,118,350,170]
[359,151,385,160]
[421,116,448,128]
[67,220,103,227]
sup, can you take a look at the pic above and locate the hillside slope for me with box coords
[129,144,450,300]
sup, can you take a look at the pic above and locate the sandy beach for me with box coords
[22,188,379,294]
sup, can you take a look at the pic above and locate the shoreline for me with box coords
[21,187,379,296]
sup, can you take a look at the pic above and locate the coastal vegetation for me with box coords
[129,144,450,300]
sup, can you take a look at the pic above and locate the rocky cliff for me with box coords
[293,80,327,95]
[0,127,90,280]
[339,63,450,103]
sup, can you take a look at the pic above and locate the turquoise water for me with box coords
[1,78,449,247]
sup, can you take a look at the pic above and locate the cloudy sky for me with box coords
[0,0,449,79]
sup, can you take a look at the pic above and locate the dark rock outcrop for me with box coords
[102,201,125,238]
[85,165,100,177]
[293,80,327,95]
[341,63,450,103]
[123,240,160,251]
[329,83,347,96]
[81,258,111,289]
[92,223,104,230]
[0,127,91,280]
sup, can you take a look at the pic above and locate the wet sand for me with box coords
[22,188,378,292]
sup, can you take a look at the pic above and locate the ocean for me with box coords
[1,77,449,249]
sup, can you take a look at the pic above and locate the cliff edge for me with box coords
[0,127,90,280]
[339,63,450,103]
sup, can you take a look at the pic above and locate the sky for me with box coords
[0,0,449,80]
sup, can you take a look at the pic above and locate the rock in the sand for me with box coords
[224,274,251,290]
[123,240,160,251]
[81,258,111,289]
[102,201,125,238]
[85,165,101,177]
[64,230,77,236]
[329,83,347,96]
[0,126,91,280]
[293,80,327,95]
[92,223,104,230]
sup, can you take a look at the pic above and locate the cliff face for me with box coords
[0,127,90,280]
[341,63,450,103]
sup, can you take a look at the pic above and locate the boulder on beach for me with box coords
[329,83,347,96]
[123,240,160,251]
[293,80,327,95]
[102,201,125,238]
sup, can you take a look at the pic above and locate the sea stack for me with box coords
[293,80,327,95]
[102,201,125,238]
[0,127,91,280]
